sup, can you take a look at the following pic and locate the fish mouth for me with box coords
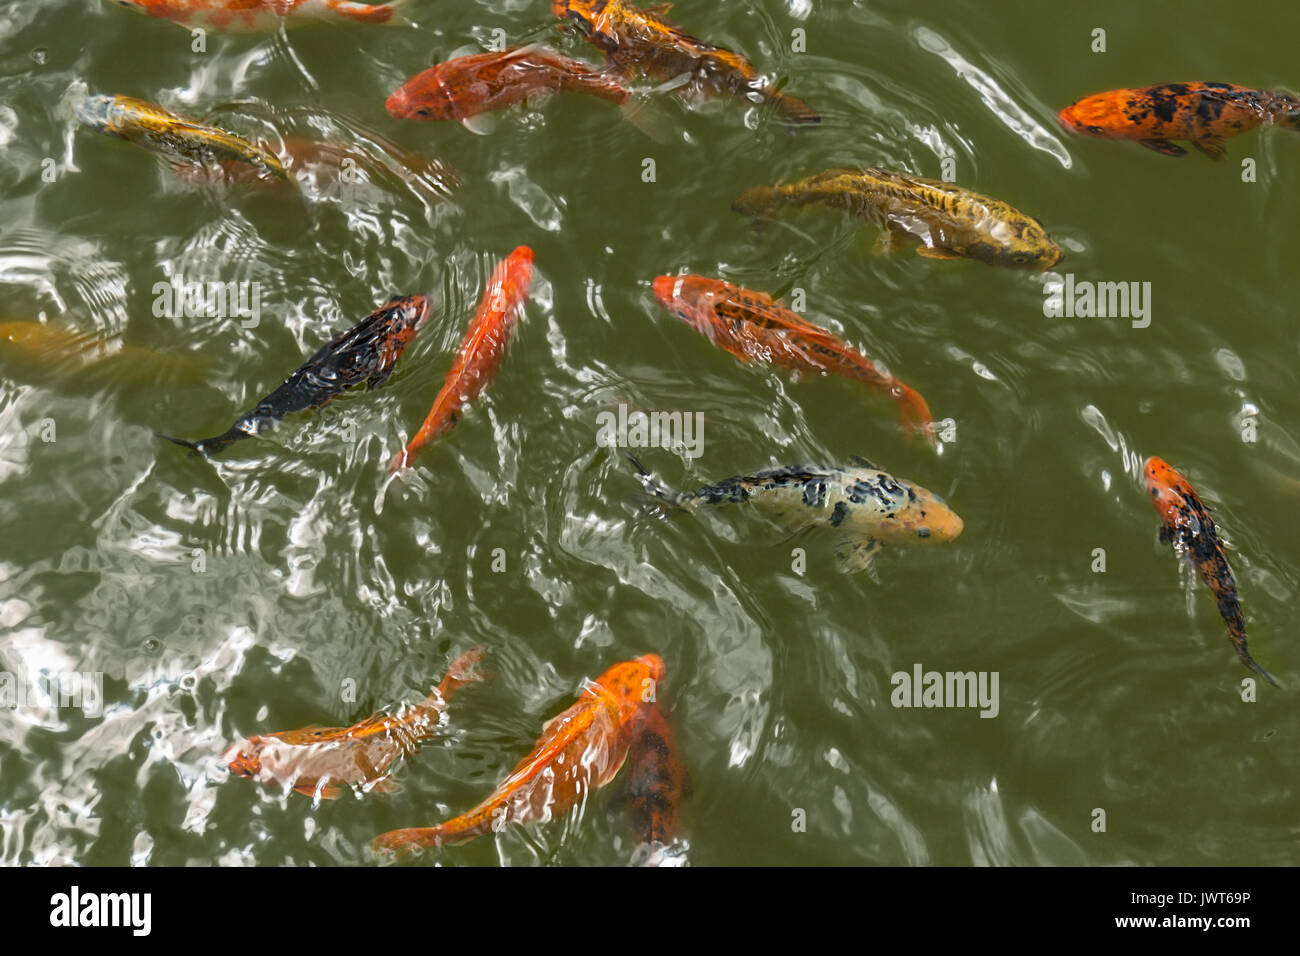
[410,294,433,330]
[637,653,666,684]
[652,275,682,306]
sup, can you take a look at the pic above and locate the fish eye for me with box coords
[416,108,430,117]
[1013,255,1027,264]
[1088,125,1104,134]
[916,528,931,538]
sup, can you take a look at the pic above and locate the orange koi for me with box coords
[1144,457,1279,687]
[224,647,486,799]
[652,274,935,447]
[371,654,663,856]
[110,0,406,32]
[388,247,534,473]
[551,0,819,124]
[386,45,632,123]
[1058,82,1300,159]
[625,702,690,863]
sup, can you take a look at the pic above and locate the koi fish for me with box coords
[625,702,690,866]
[732,167,1063,270]
[551,0,819,124]
[1144,457,1279,687]
[225,647,486,799]
[75,94,290,182]
[630,456,962,572]
[386,45,632,124]
[108,0,406,32]
[161,294,429,456]
[653,274,935,447]
[1058,82,1300,159]
[0,320,205,386]
[372,654,663,856]
[389,247,534,473]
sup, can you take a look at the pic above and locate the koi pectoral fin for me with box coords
[914,244,966,261]
[871,227,914,256]
[1191,135,1227,160]
[834,535,882,575]
[1139,138,1188,156]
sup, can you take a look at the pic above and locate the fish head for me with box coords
[492,246,536,310]
[1057,94,1126,139]
[386,65,466,121]
[1144,456,1198,529]
[854,476,964,545]
[224,737,267,781]
[971,217,1064,270]
[380,294,433,343]
[653,274,731,334]
[592,654,666,725]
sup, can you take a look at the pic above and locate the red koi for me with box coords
[389,246,534,473]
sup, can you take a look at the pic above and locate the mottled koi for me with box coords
[1144,457,1279,687]
[733,167,1062,270]
[225,647,486,799]
[625,702,690,865]
[372,654,663,856]
[76,93,290,182]
[652,274,935,446]
[389,247,534,473]
[630,456,962,573]
[108,0,406,32]
[387,45,632,123]
[1059,82,1300,160]
[552,0,819,123]
[160,295,429,455]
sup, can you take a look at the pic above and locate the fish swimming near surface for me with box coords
[108,0,407,32]
[160,294,430,456]
[389,247,534,473]
[732,167,1063,270]
[75,93,291,182]
[386,45,633,124]
[1144,456,1279,687]
[624,702,690,866]
[0,320,205,386]
[1058,82,1300,159]
[225,647,487,799]
[371,654,663,856]
[551,0,819,124]
[630,456,962,572]
[652,274,936,447]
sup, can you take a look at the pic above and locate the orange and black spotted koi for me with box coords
[160,295,429,456]
[551,0,819,124]
[653,274,935,446]
[625,702,690,864]
[1144,457,1279,687]
[1058,82,1300,159]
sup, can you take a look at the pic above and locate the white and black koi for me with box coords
[628,455,962,572]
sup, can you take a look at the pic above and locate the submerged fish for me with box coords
[386,45,632,123]
[551,0,819,124]
[0,320,204,387]
[389,247,534,473]
[630,457,962,573]
[161,294,429,456]
[733,167,1063,270]
[1144,456,1279,687]
[225,647,486,799]
[109,0,406,32]
[1058,82,1300,159]
[625,702,690,866]
[75,93,290,182]
[652,274,935,447]
[372,654,663,856]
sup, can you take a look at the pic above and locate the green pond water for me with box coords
[0,0,1297,866]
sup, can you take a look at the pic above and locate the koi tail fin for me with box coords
[325,0,408,26]
[156,427,245,457]
[625,454,689,513]
[894,383,937,449]
[768,91,821,126]
[432,646,489,705]
[371,826,445,859]
[618,97,672,144]
[1231,629,1281,689]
